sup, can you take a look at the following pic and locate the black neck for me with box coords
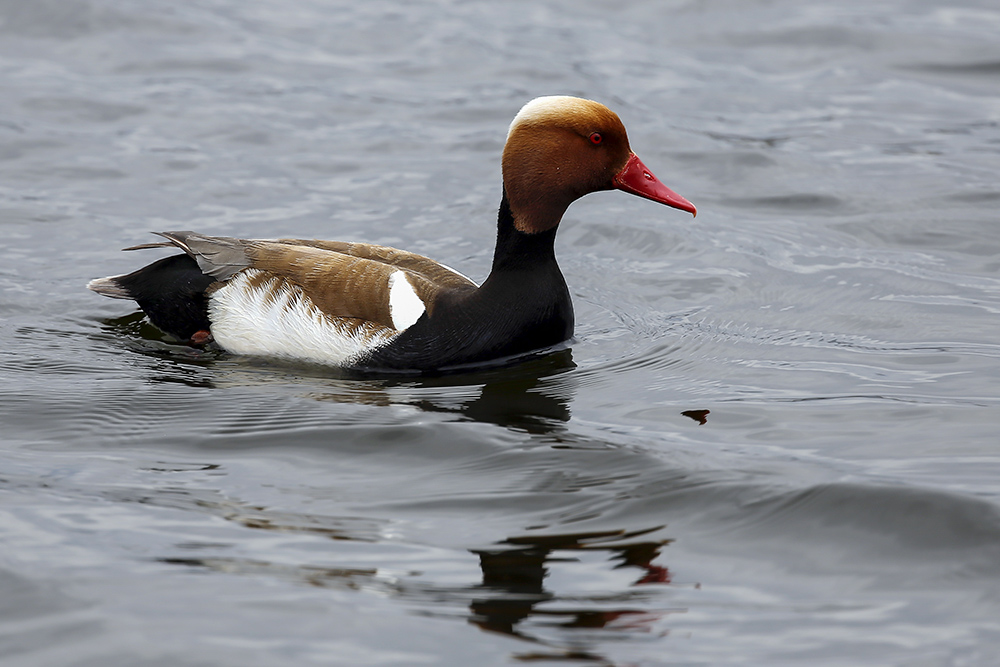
[489,190,559,275]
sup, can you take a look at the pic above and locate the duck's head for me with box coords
[502,96,696,233]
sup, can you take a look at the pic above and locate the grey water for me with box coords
[2,0,1000,664]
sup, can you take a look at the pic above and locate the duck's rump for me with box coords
[88,253,215,341]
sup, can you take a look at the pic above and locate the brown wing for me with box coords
[244,240,477,329]
[132,232,478,330]
[273,239,477,290]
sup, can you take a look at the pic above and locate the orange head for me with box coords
[502,96,695,233]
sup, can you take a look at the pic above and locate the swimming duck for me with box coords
[88,96,696,373]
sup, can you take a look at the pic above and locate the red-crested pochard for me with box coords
[88,96,696,373]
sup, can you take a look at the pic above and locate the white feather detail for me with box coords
[209,269,397,366]
[436,262,477,286]
[388,270,426,330]
[87,276,132,299]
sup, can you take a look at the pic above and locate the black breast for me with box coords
[357,208,574,373]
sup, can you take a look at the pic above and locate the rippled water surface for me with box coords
[2,1,1000,664]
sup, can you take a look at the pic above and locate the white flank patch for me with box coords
[209,269,397,367]
[508,95,593,138]
[388,270,426,330]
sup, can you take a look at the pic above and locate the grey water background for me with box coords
[2,0,999,664]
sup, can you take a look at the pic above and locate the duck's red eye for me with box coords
[589,132,603,145]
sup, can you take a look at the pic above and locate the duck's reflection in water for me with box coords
[399,348,577,433]
[470,528,675,647]
[160,523,678,663]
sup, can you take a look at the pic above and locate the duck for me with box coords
[88,96,696,373]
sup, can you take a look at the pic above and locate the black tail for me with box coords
[88,254,215,341]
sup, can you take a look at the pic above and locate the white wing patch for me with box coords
[209,269,397,367]
[388,270,426,330]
